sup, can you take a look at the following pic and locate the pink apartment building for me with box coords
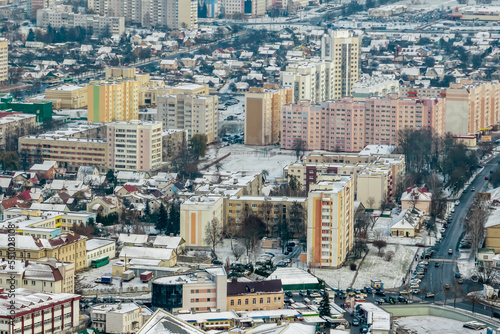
[281,96,445,152]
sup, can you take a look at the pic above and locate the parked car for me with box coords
[425,292,435,298]
[458,278,464,284]
[413,289,421,294]
[471,187,476,191]
[299,290,307,296]
[285,291,293,298]
[352,319,360,326]
[448,249,453,254]
[398,296,409,304]
[444,284,450,289]
[455,200,460,205]
[463,321,486,330]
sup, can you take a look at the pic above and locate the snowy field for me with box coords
[76,259,149,292]
[205,144,298,180]
[393,316,487,334]
[314,244,416,290]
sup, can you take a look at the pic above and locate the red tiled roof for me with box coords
[123,185,139,193]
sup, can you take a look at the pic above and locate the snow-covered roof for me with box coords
[267,268,318,286]
[86,238,115,251]
[136,309,206,334]
[120,246,174,260]
[401,186,432,202]
[153,236,184,249]
[118,234,149,245]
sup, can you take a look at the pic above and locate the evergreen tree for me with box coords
[27,29,35,41]
[318,290,331,317]
[143,200,152,222]
[168,202,181,234]
[156,203,168,233]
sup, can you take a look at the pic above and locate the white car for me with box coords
[455,200,460,205]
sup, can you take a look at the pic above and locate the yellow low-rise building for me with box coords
[227,279,284,311]
[45,84,88,109]
[0,233,87,271]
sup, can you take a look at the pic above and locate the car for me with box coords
[415,243,425,247]
[399,290,411,295]
[435,262,440,267]
[458,278,464,284]
[471,187,476,191]
[448,249,453,254]
[425,292,435,298]
[412,289,421,294]
[485,176,489,180]
[444,223,448,228]
[285,291,293,298]
[212,260,223,265]
[451,208,455,213]
[265,252,275,257]
[398,296,409,303]
[376,298,384,304]
[352,319,360,326]
[455,273,461,278]
[299,290,307,296]
[463,321,486,330]
[310,292,322,298]
[455,200,460,205]
[375,290,385,296]
[444,284,450,289]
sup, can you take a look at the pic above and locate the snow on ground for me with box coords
[368,214,438,246]
[393,316,487,334]
[77,259,148,291]
[205,144,297,180]
[214,239,288,265]
[314,244,417,290]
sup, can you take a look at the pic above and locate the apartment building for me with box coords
[29,0,55,18]
[281,61,335,104]
[285,150,405,206]
[151,268,227,312]
[0,113,36,150]
[0,288,81,334]
[157,85,218,143]
[88,79,139,123]
[44,84,88,109]
[36,9,125,35]
[226,279,284,311]
[0,233,88,271]
[88,0,197,29]
[221,0,242,16]
[281,97,445,153]
[225,196,307,238]
[91,303,153,334]
[19,136,107,172]
[352,77,399,101]
[0,258,75,293]
[321,30,361,98]
[107,121,162,172]
[307,175,354,268]
[244,85,293,146]
[0,39,7,82]
[196,170,263,196]
[180,196,224,247]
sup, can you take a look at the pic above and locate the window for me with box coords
[260,298,263,304]
[231,300,234,306]
[245,299,248,305]
[253,298,256,305]
[238,299,241,305]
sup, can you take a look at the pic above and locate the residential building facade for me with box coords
[0,39,7,82]
[88,79,140,123]
[0,289,81,334]
[107,121,163,172]
[281,97,445,153]
[0,113,37,150]
[244,85,293,146]
[226,279,284,311]
[91,303,152,333]
[157,87,218,143]
[180,196,224,247]
[307,175,354,268]
[44,85,88,109]
[86,238,116,266]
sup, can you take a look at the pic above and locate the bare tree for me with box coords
[366,197,376,210]
[224,216,238,250]
[373,239,387,256]
[292,138,306,161]
[465,195,489,254]
[475,261,497,284]
[232,244,245,261]
[204,218,223,252]
[453,281,463,308]
[239,215,266,255]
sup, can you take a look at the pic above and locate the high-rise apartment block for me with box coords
[29,0,55,19]
[281,97,445,152]
[157,84,218,143]
[307,175,354,268]
[244,85,293,146]
[321,30,361,98]
[0,39,7,82]
[400,80,500,136]
[107,120,162,172]
[88,0,198,29]
[88,79,139,123]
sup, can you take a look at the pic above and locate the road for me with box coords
[420,155,500,302]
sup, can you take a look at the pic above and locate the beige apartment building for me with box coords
[180,196,224,248]
[19,136,107,172]
[162,128,188,161]
[88,79,139,123]
[321,29,361,97]
[157,84,218,144]
[244,85,293,146]
[225,196,307,238]
[0,113,36,150]
[0,39,7,82]
[107,120,162,172]
[91,303,152,334]
[307,175,354,268]
[44,84,88,109]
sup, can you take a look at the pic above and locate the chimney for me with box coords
[406,187,411,194]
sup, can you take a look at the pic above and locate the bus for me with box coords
[91,256,110,268]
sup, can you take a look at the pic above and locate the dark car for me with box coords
[212,260,223,265]
[285,291,293,298]
[375,290,385,296]
[485,176,489,180]
[398,296,408,304]
[352,319,360,326]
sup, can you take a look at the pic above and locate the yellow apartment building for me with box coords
[0,232,88,271]
[0,39,7,82]
[225,196,307,238]
[88,79,139,122]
